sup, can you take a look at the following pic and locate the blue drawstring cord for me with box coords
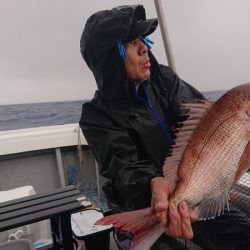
[117,38,127,60]
[131,82,174,146]
[142,37,154,49]
[142,85,174,145]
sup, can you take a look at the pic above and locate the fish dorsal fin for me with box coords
[163,100,213,193]
[193,192,230,220]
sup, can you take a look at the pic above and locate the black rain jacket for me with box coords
[79,5,204,211]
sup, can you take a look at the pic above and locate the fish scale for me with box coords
[172,114,249,209]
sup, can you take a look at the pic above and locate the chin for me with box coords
[143,72,151,80]
[136,75,150,82]
[143,75,150,81]
[139,70,151,80]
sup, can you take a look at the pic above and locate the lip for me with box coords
[143,59,151,68]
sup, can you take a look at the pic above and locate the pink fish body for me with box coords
[165,82,250,218]
[97,83,250,250]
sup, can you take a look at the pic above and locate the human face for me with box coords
[124,38,151,81]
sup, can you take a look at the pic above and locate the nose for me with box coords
[138,39,148,55]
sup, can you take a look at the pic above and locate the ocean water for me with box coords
[0,100,85,131]
[0,91,225,131]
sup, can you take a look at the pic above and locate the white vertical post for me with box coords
[154,0,177,72]
[55,148,66,187]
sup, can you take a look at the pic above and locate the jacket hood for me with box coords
[80,5,159,101]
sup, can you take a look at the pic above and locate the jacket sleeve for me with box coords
[159,65,206,125]
[79,102,162,211]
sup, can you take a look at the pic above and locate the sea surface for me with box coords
[0,90,225,131]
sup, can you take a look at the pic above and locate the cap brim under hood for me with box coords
[127,18,158,42]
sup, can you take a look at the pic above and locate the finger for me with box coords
[179,202,193,240]
[154,201,168,212]
[150,200,165,214]
[190,212,198,223]
[165,204,182,238]
[153,201,168,222]
[189,207,199,223]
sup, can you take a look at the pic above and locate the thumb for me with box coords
[154,201,168,223]
[154,201,168,213]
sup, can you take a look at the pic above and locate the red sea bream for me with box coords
[97,83,250,250]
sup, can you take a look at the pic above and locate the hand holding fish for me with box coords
[151,176,197,240]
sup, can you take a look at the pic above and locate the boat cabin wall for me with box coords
[0,145,106,207]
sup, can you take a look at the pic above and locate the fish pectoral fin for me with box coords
[193,193,229,220]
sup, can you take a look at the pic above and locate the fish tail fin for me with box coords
[96,207,165,250]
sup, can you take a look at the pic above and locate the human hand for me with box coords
[150,177,197,240]
[150,176,169,221]
[165,201,197,239]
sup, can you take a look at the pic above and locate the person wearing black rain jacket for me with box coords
[79,4,250,250]
[80,4,203,211]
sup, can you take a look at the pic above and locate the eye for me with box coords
[129,39,140,45]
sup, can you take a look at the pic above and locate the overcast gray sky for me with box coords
[0,0,250,104]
